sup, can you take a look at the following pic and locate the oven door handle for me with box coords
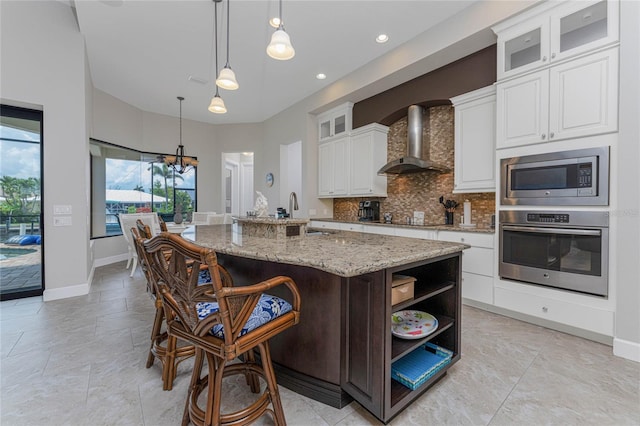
[502,225,601,236]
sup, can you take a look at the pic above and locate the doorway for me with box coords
[223,152,254,216]
[0,104,44,300]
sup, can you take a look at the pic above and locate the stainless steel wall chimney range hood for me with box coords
[378,105,450,174]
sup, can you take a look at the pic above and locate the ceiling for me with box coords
[73,0,479,125]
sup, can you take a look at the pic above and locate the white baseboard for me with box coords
[613,338,640,362]
[93,253,128,267]
[43,282,90,301]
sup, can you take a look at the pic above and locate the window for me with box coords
[90,139,197,238]
[0,104,44,299]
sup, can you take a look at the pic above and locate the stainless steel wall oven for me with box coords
[499,211,609,297]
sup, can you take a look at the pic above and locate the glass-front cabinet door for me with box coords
[317,102,353,142]
[495,0,618,80]
[497,16,550,80]
[550,0,619,63]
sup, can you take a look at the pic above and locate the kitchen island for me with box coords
[184,223,468,423]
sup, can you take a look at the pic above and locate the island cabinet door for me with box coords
[341,270,388,419]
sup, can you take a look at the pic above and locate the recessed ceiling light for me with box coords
[316,73,327,80]
[376,34,389,44]
[269,17,281,28]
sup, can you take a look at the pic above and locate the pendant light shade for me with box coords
[267,26,295,60]
[267,0,294,60]
[216,0,239,90]
[208,90,227,114]
[216,66,239,90]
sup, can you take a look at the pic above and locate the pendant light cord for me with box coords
[225,0,230,67]
[214,0,220,96]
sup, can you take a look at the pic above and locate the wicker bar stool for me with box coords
[132,220,226,390]
[144,233,301,426]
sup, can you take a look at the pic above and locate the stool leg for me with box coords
[243,350,261,393]
[146,304,164,368]
[163,334,177,391]
[205,353,225,426]
[257,341,286,426]
[183,348,204,426]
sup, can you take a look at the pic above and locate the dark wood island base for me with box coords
[185,224,466,423]
[216,250,462,423]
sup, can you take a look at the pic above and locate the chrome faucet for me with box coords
[289,192,299,219]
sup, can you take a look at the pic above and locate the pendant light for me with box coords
[215,0,239,90]
[209,0,227,114]
[267,0,295,60]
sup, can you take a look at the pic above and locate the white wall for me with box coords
[1,1,90,300]
[614,0,640,361]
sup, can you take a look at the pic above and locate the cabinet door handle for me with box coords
[549,132,555,139]
[542,55,547,62]
[551,52,556,59]
[541,133,547,140]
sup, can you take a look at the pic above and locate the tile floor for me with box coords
[1,261,639,426]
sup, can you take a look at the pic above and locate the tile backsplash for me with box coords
[334,105,496,227]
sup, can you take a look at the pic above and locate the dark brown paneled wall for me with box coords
[352,45,496,128]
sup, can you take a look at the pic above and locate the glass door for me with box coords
[0,105,44,300]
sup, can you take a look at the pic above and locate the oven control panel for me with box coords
[526,213,570,223]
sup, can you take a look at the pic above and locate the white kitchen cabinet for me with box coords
[496,70,549,148]
[496,14,550,80]
[349,123,388,197]
[318,123,389,199]
[362,225,396,236]
[340,222,365,232]
[438,231,495,305]
[309,221,340,231]
[317,102,353,141]
[494,0,619,80]
[494,285,614,336]
[548,47,618,141]
[394,227,438,241]
[496,47,618,148]
[451,86,496,193]
[318,136,349,197]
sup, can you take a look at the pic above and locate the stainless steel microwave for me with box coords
[501,147,609,206]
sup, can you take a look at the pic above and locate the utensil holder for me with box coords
[445,211,454,225]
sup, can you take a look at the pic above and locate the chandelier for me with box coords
[164,96,198,174]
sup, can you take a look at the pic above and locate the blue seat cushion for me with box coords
[196,294,292,339]
[198,268,211,284]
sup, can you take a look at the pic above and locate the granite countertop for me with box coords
[312,218,496,234]
[182,224,468,278]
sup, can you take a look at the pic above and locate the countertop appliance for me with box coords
[358,200,380,222]
[499,210,608,297]
[500,146,609,206]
